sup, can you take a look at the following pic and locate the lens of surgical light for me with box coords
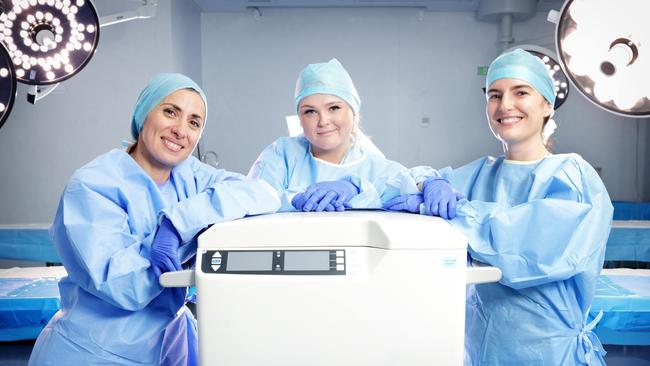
[0,0,100,85]
[555,0,649,117]
[0,43,18,130]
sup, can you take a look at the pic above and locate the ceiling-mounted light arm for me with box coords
[476,0,537,55]
[499,13,514,52]
[100,0,158,28]
[27,83,60,104]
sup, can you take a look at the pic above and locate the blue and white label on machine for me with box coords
[442,257,458,268]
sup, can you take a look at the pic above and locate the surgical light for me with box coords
[0,0,100,85]
[550,0,650,117]
[0,41,17,129]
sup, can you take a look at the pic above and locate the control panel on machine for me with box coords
[201,249,346,275]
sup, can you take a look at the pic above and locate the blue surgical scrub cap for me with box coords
[131,73,208,139]
[486,49,556,107]
[294,58,361,114]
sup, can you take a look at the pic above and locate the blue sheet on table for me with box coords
[590,273,650,345]
[0,277,61,341]
[0,274,196,341]
[606,224,650,263]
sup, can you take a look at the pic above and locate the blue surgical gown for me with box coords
[28,149,280,366]
[439,153,613,365]
[249,136,426,210]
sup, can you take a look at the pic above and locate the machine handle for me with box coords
[466,267,502,285]
[159,269,195,288]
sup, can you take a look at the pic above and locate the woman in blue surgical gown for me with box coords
[438,49,612,365]
[28,73,280,366]
[249,58,451,214]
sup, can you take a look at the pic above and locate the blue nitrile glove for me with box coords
[422,177,463,220]
[292,192,340,212]
[292,180,359,212]
[382,194,423,213]
[150,217,182,278]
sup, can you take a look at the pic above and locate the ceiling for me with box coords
[191,0,565,13]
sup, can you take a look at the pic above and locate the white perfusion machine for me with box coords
[161,211,501,366]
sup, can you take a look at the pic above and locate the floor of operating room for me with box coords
[0,342,648,365]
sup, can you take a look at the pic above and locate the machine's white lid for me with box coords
[199,211,467,250]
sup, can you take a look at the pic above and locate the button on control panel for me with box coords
[211,252,222,271]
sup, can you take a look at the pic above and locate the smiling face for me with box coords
[131,89,205,182]
[298,93,355,163]
[486,78,553,159]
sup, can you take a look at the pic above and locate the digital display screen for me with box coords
[284,251,330,271]
[226,251,273,271]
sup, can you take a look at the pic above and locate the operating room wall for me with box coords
[0,0,202,224]
[170,0,203,86]
[639,118,650,201]
[199,7,648,202]
[0,4,647,226]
